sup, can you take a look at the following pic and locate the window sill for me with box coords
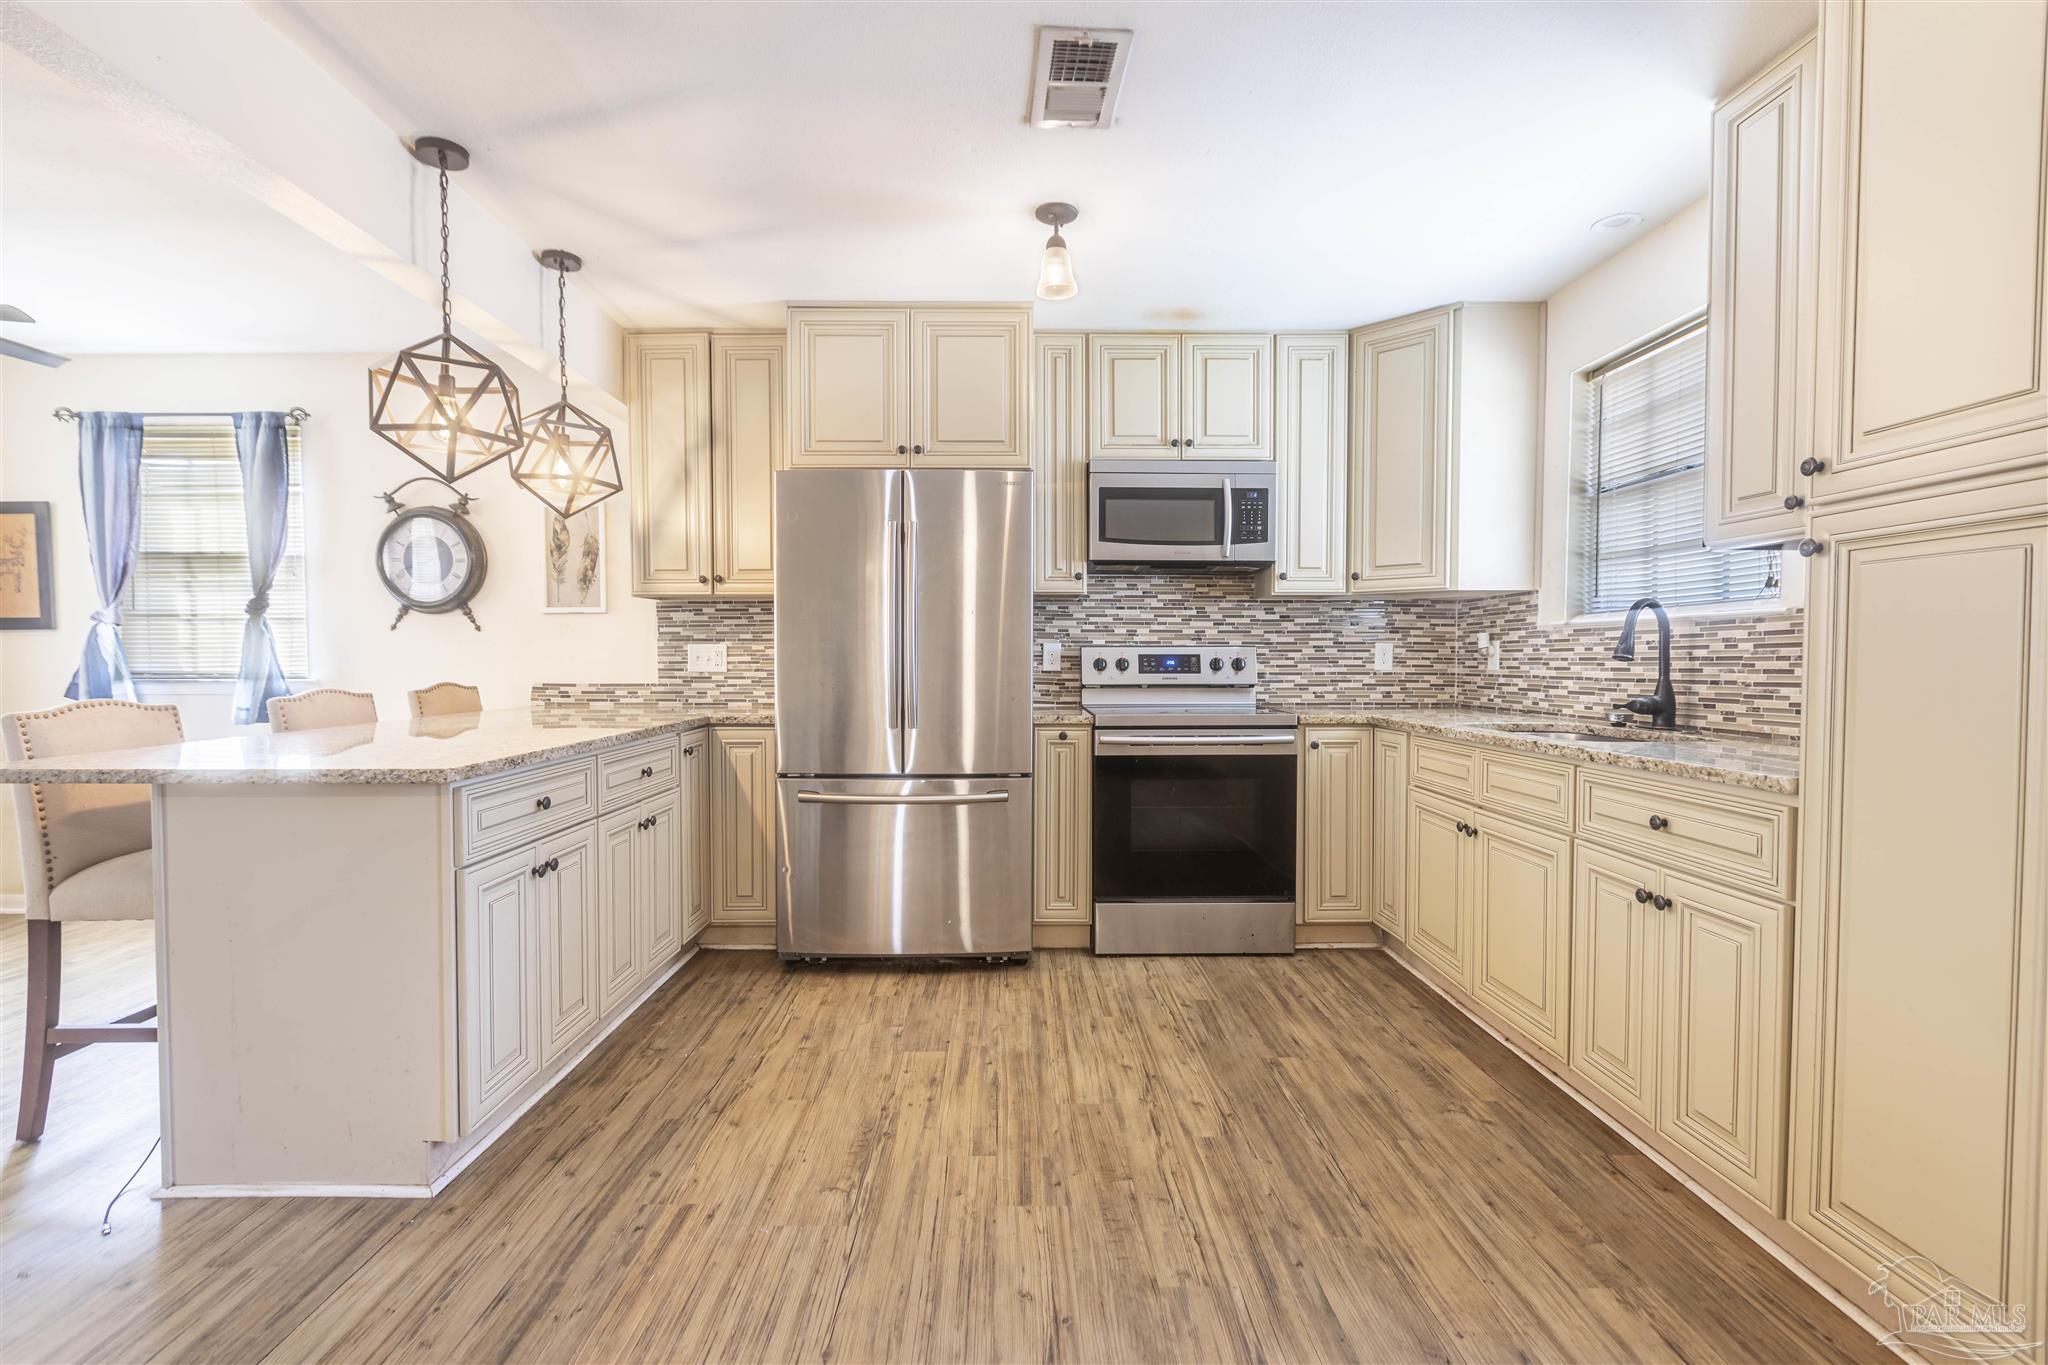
[134,677,317,697]
[1559,597,1797,630]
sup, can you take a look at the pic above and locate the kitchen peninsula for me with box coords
[0,708,767,1197]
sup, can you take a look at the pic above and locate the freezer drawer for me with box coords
[776,777,1032,958]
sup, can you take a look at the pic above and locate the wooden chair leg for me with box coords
[17,919,61,1143]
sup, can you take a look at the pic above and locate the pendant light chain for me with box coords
[437,152,453,336]
[557,259,569,405]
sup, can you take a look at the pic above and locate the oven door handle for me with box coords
[1095,732,1299,755]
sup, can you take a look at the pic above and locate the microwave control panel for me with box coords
[1230,487,1270,545]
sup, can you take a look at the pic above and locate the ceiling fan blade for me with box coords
[0,337,70,367]
[0,305,34,324]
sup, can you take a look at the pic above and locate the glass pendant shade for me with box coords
[368,331,524,482]
[1036,232,1078,301]
[510,398,622,518]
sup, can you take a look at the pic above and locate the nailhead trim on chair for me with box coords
[271,688,377,732]
[11,701,183,892]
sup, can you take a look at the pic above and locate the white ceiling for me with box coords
[259,0,1817,332]
[0,46,434,355]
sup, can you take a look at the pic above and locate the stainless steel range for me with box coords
[1083,645,1297,955]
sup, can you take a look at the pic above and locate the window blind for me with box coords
[120,422,310,679]
[1579,321,1779,613]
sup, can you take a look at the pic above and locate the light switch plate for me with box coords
[686,642,728,673]
[1040,640,1061,672]
[1374,641,1394,672]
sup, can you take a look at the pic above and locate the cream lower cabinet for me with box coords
[1300,727,1370,923]
[1033,725,1091,924]
[638,787,684,970]
[1370,730,1407,940]
[536,823,601,1066]
[1788,474,2046,1351]
[458,845,546,1131]
[1405,787,1472,983]
[710,727,777,924]
[597,806,643,1013]
[679,735,710,939]
[1032,334,1088,594]
[1260,334,1349,596]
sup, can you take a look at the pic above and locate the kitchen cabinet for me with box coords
[1370,730,1407,940]
[1347,303,1540,594]
[1087,332,1274,459]
[1789,472,2046,1342]
[710,727,777,924]
[458,844,544,1132]
[1469,813,1572,1065]
[1404,787,1471,984]
[1260,334,1349,596]
[1300,727,1370,924]
[637,787,684,971]
[536,822,600,1066]
[626,331,782,597]
[787,306,1030,468]
[597,805,643,1014]
[1808,0,2048,507]
[1032,724,1091,924]
[680,735,710,940]
[1031,333,1088,594]
[1569,843,1661,1125]
[1704,36,1820,550]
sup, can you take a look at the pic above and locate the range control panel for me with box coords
[1230,486,1270,548]
[1081,646,1259,685]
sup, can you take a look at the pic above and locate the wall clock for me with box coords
[375,481,487,630]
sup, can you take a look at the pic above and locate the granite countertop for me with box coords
[1032,708,1093,726]
[0,708,750,786]
[1291,706,1800,795]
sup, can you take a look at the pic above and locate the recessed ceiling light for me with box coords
[1590,211,1644,234]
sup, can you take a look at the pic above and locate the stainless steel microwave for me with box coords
[1087,460,1277,566]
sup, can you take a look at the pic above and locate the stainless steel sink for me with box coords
[1480,724,1658,743]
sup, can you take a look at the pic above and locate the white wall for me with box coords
[1,352,657,897]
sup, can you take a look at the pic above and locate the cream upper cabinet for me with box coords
[1570,843,1662,1126]
[1704,36,1820,550]
[1088,335,1180,457]
[1790,474,2047,1349]
[710,333,783,595]
[911,309,1030,467]
[1031,333,1088,594]
[1300,727,1370,924]
[1469,813,1572,1065]
[1180,334,1273,459]
[1260,334,1349,596]
[627,332,712,596]
[1371,729,1408,940]
[1348,303,1540,594]
[1809,0,2048,505]
[1032,725,1092,924]
[1405,787,1472,984]
[710,727,777,924]
[788,308,911,466]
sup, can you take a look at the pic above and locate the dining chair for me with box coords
[268,688,378,733]
[408,682,483,718]
[3,699,183,1141]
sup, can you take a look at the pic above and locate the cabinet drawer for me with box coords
[1576,770,1795,901]
[1476,750,1575,831]
[598,736,680,812]
[457,760,599,865]
[1409,738,1479,799]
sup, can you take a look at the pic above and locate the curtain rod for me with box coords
[52,406,311,424]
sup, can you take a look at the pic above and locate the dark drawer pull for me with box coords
[1651,894,1672,911]
[535,795,552,811]
[642,765,654,778]
[1647,814,1668,831]
[1634,888,1651,904]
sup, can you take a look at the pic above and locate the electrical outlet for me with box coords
[1040,640,1062,672]
[1374,641,1395,672]
[685,642,728,674]
[1476,631,1490,650]
[1488,641,1502,672]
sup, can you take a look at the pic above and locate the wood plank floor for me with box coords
[0,918,1886,1364]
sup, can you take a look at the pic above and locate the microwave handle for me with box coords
[1221,477,1233,560]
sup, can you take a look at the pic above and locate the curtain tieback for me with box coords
[89,605,124,628]
[245,591,271,618]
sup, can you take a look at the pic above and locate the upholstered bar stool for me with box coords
[3,699,183,1141]
[269,688,377,732]
[408,682,482,717]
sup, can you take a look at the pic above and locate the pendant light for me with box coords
[509,250,622,518]
[368,137,524,482]
[1034,202,1080,301]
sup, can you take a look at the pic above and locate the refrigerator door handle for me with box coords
[795,790,1011,806]
[883,514,903,734]
[902,515,920,731]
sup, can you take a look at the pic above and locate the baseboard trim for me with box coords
[156,1183,432,1200]
[1,893,23,916]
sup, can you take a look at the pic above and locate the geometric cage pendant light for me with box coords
[368,136,524,483]
[509,249,622,518]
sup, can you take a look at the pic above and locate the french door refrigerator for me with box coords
[774,468,1034,959]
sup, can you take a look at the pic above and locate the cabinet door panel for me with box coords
[1032,726,1091,923]
[1570,844,1661,1125]
[789,309,910,466]
[1181,334,1272,458]
[1404,788,1470,985]
[459,846,542,1132]
[912,310,1029,466]
[537,823,600,1066]
[1301,728,1370,923]
[1032,334,1089,594]
[1470,814,1572,1063]
[1351,311,1449,590]
[711,333,783,594]
[1267,334,1348,593]
[627,334,712,596]
[712,728,777,923]
[640,788,684,973]
[1089,336,1179,457]
[598,808,641,1013]
[1659,874,1787,1214]
[1371,730,1408,940]
[681,733,709,939]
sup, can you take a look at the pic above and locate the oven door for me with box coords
[1091,730,1298,906]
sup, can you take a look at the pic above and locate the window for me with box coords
[121,422,310,679]
[1578,320,1779,614]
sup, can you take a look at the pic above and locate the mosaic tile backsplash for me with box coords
[537,576,1803,741]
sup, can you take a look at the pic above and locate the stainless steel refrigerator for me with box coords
[774,468,1034,959]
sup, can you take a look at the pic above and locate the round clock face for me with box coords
[376,507,487,612]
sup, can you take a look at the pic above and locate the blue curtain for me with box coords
[231,412,292,724]
[64,412,144,702]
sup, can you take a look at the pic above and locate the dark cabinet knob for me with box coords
[1057,730,1069,740]
[1652,894,1672,911]
[912,444,923,455]
[1454,820,1469,835]
[896,445,908,455]
[642,765,654,777]
[1783,495,1804,510]
[532,864,546,878]
[548,857,560,872]
[713,574,725,584]
[1278,572,1289,580]
[536,795,552,811]
[683,745,695,756]
[1467,824,1478,838]
[1350,571,1361,581]
[645,814,656,827]
[1647,814,1667,831]
[1183,439,1195,450]
[698,575,709,584]
[1072,571,1083,580]
[1308,739,1320,750]
[1634,887,1652,904]
[1799,457,1826,477]
[1797,538,1823,558]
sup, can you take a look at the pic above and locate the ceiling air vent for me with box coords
[1028,27,1133,129]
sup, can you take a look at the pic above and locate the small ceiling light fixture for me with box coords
[368,136,524,483]
[1035,202,1080,301]
[509,250,622,519]
[1590,211,1645,234]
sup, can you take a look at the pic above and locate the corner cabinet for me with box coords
[1300,727,1370,924]
[1033,725,1091,924]
[1032,333,1089,594]
[787,306,1030,468]
[1703,35,1820,550]
[1370,730,1408,940]
[1087,333,1273,459]
[709,727,777,924]
[1260,334,1350,596]
[1348,304,1540,594]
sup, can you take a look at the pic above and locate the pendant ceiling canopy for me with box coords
[368,137,524,483]
[509,249,623,519]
